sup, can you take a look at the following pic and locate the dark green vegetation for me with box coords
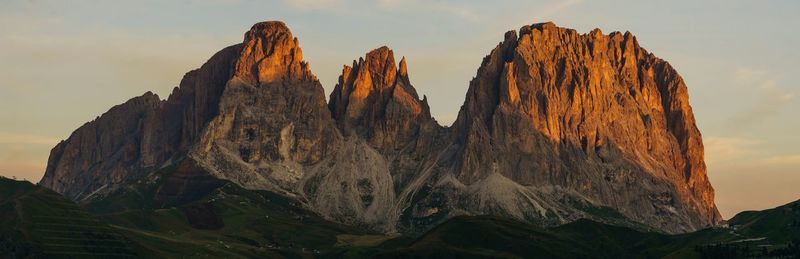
[81,162,377,258]
[0,177,135,258]
[376,216,787,258]
[692,200,800,258]
[728,200,800,243]
[380,201,800,258]
[2,173,798,258]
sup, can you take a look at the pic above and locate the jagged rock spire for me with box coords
[398,56,409,83]
[328,46,434,151]
[233,21,315,86]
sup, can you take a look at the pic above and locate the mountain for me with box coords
[40,20,719,234]
[435,22,720,233]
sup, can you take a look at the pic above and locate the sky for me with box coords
[0,0,798,219]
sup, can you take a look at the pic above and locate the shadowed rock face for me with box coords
[40,42,242,200]
[39,21,720,234]
[189,21,339,191]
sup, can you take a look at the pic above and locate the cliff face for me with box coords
[188,22,340,192]
[39,21,720,234]
[429,22,720,232]
[328,46,438,152]
[40,43,241,200]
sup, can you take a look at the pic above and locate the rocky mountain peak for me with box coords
[196,20,336,165]
[233,21,314,86]
[39,20,332,200]
[398,56,409,83]
[447,22,721,232]
[244,21,292,40]
[363,46,398,86]
[41,20,720,235]
[328,46,434,150]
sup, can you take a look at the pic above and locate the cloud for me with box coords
[283,0,342,11]
[380,0,483,22]
[725,67,794,130]
[534,0,583,18]
[501,0,583,34]
[187,0,244,5]
[428,2,481,22]
[734,67,768,84]
[376,0,410,7]
[757,154,800,166]
[377,0,481,22]
[0,132,60,146]
[282,0,481,22]
[0,12,234,184]
[704,136,800,168]
[0,13,234,97]
[703,136,759,165]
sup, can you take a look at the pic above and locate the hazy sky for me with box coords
[1,0,798,218]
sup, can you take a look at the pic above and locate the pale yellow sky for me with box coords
[1,0,798,219]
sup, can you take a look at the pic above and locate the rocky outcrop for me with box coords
[308,47,446,231]
[40,92,162,200]
[40,21,720,234]
[40,21,400,232]
[189,21,339,193]
[431,22,720,232]
[40,41,242,200]
[328,46,437,152]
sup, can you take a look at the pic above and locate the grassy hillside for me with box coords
[0,177,136,258]
[372,200,800,259]
[79,161,388,258]
[1,164,397,258]
[374,216,713,258]
[4,169,799,258]
[728,200,800,243]
[97,181,388,258]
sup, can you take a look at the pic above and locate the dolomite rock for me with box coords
[435,22,720,232]
[328,46,438,153]
[40,21,399,232]
[40,21,720,234]
[40,42,242,200]
[40,92,162,200]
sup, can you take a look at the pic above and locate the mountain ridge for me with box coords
[40,20,719,234]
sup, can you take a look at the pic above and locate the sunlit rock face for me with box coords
[442,22,720,233]
[40,21,719,234]
[328,46,437,153]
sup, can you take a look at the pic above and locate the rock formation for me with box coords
[189,21,339,192]
[414,22,720,233]
[40,41,243,200]
[40,21,720,234]
[328,46,437,152]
